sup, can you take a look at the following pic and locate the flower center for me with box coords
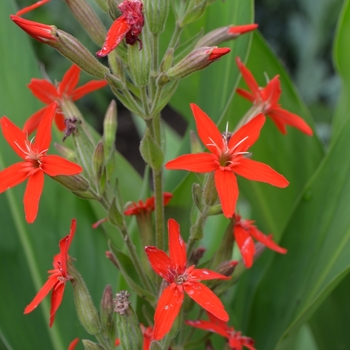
[174,272,188,285]
[15,137,48,169]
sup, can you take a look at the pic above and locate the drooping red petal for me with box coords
[207,311,229,330]
[165,153,218,173]
[0,163,28,193]
[66,218,77,252]
[190,103,224,155]
[144,246,173,282]
[27,78,58,104]
[190,268,230,281]
[153,284,184,340]
[269,108,313,136]
[24,274,58,314]
[214,169,238,218]
[234,225,255,268]
[22,107,47,135]
[72,80,108,101]
[1,117,28,159]
[96,16,131,57]
[228,114,265,152]
[236,88,256,102]
[249,226,287,254]
[33,102,57,152]
[49,282,65,327]
[23,170,44,223]
[233,158,289,188]
[236,57,261,100]
[68,338,80,350]
[59,65,80,97]
[41,155,82,176]
[268,113,287,134]
[168,219,187,274]
[55,111,66,131]
[185,320,228,338]
[184,281,229,321]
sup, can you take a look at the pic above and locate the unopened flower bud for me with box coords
[100,285,115,340]
[52,174,90,192]
[192,183,203,212]
[196,24,258,48]
[93,141,107,194]
[54,142,77,161]
[64,0,107,46]
[114,291,142,350]
[140,128,164,170]
[145,0,170,34]
[127,39,150,87]
[165,46,230,80]
[103,100,118,155]
[81,340,105,350]
[189,246,206,265]
[69,264,102,335]
[202,172,218,206]
[207,204,223,216]
[180,0,207,27]
[160,48,174,72]
[108,0,122,19]
[217,260,238,277]
[105,72,125,90]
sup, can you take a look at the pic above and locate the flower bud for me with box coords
[180,0,208,27]
[52,174,90,192]
[192,183,203,212]
[100,285,116,340]
[69,264,102,335]
[190,130,203,154]
[140,128,164,170]
[145,0,170,34]
[195,24,258,48]
[103,100,118,155]
[127,38,150,87]
[189,246,206,265]
[81,340,105,350]
[217,260,238,277]
[114,291,142,350]
[105,72,125,90]
[108,0,122,19]
[160,48,174,73]
[202,173,217,206]
[165,46,230,80]
[206,204,223,216]
[95,0,109,12]
[93,141,107,194]
[54,143,77,161]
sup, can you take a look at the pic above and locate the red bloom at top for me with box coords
[24,64,107,135]
[233,214,287,268]
[186,311,256,350]
[24,219,76,326]
[236,57,313,135]
[165,104,289,218]
[124,192,173,216]
[0,103,82,223]
[97,0,144,57]
[145,219,230,341]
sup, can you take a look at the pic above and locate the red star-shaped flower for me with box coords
[0,103,82,223]
[24,64,107,134]
[186,311,256,350]
[236,57,313,135]
[24,219,76,326]
[165,104,289,218]
[124,192,173,216]
[145,219,230,340]
[97,0,144,57]
[234,214,287,268]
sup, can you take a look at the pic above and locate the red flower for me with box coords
[186,312,256,350]
[124,192,173,216]
[24,219,76,326]
[234,214,287,268]
[97,0,144,57]
[236,57,313,135]
[0,103,82,223]
[165,104,289,218]
[145,219,230,340]
[24,64,107,134]
[228,24,258,37]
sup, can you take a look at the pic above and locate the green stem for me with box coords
[166,24,182,51]
[140,86,150,116]
[234,104,263,132]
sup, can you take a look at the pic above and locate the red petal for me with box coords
[268,113,287,134]
[153,284,184,340]
[72,80,108,101]
[190,268,230,281]
[68,338,80,350]
[55,111,66,131]
[184,282,229,321]
[236,88,256,102]
[96,17,131,57]
[233,158,289,188]
[262,76,281,107]
[163,192,173,206]
[22,107,47,135]
[239,336,256,350]
[24,275,58,314]
[185,320,228,338]
[1,117,28,159]
[236,57,261,100]
[165,153,218,173]
[208,47,231,61]
[49,282,65,327]
[214,169,238,218]
[144,246,173,282]
[269,108,313,136]
[234,225,255,268]
[0,163,28,193]
[229,337,243,350]
[207,311,229,330]
[16,0,50,16]
[59,65,80,96]
[33,102,57,152]
[190,103,224,155]
[168,219,187,274]
[24,171,44,223]
[66,218,77,251]
[228,23,258,36]
[228,114,265,152]
[249,227,287,254]
[41,155,82,176]
[28,78,58,104]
